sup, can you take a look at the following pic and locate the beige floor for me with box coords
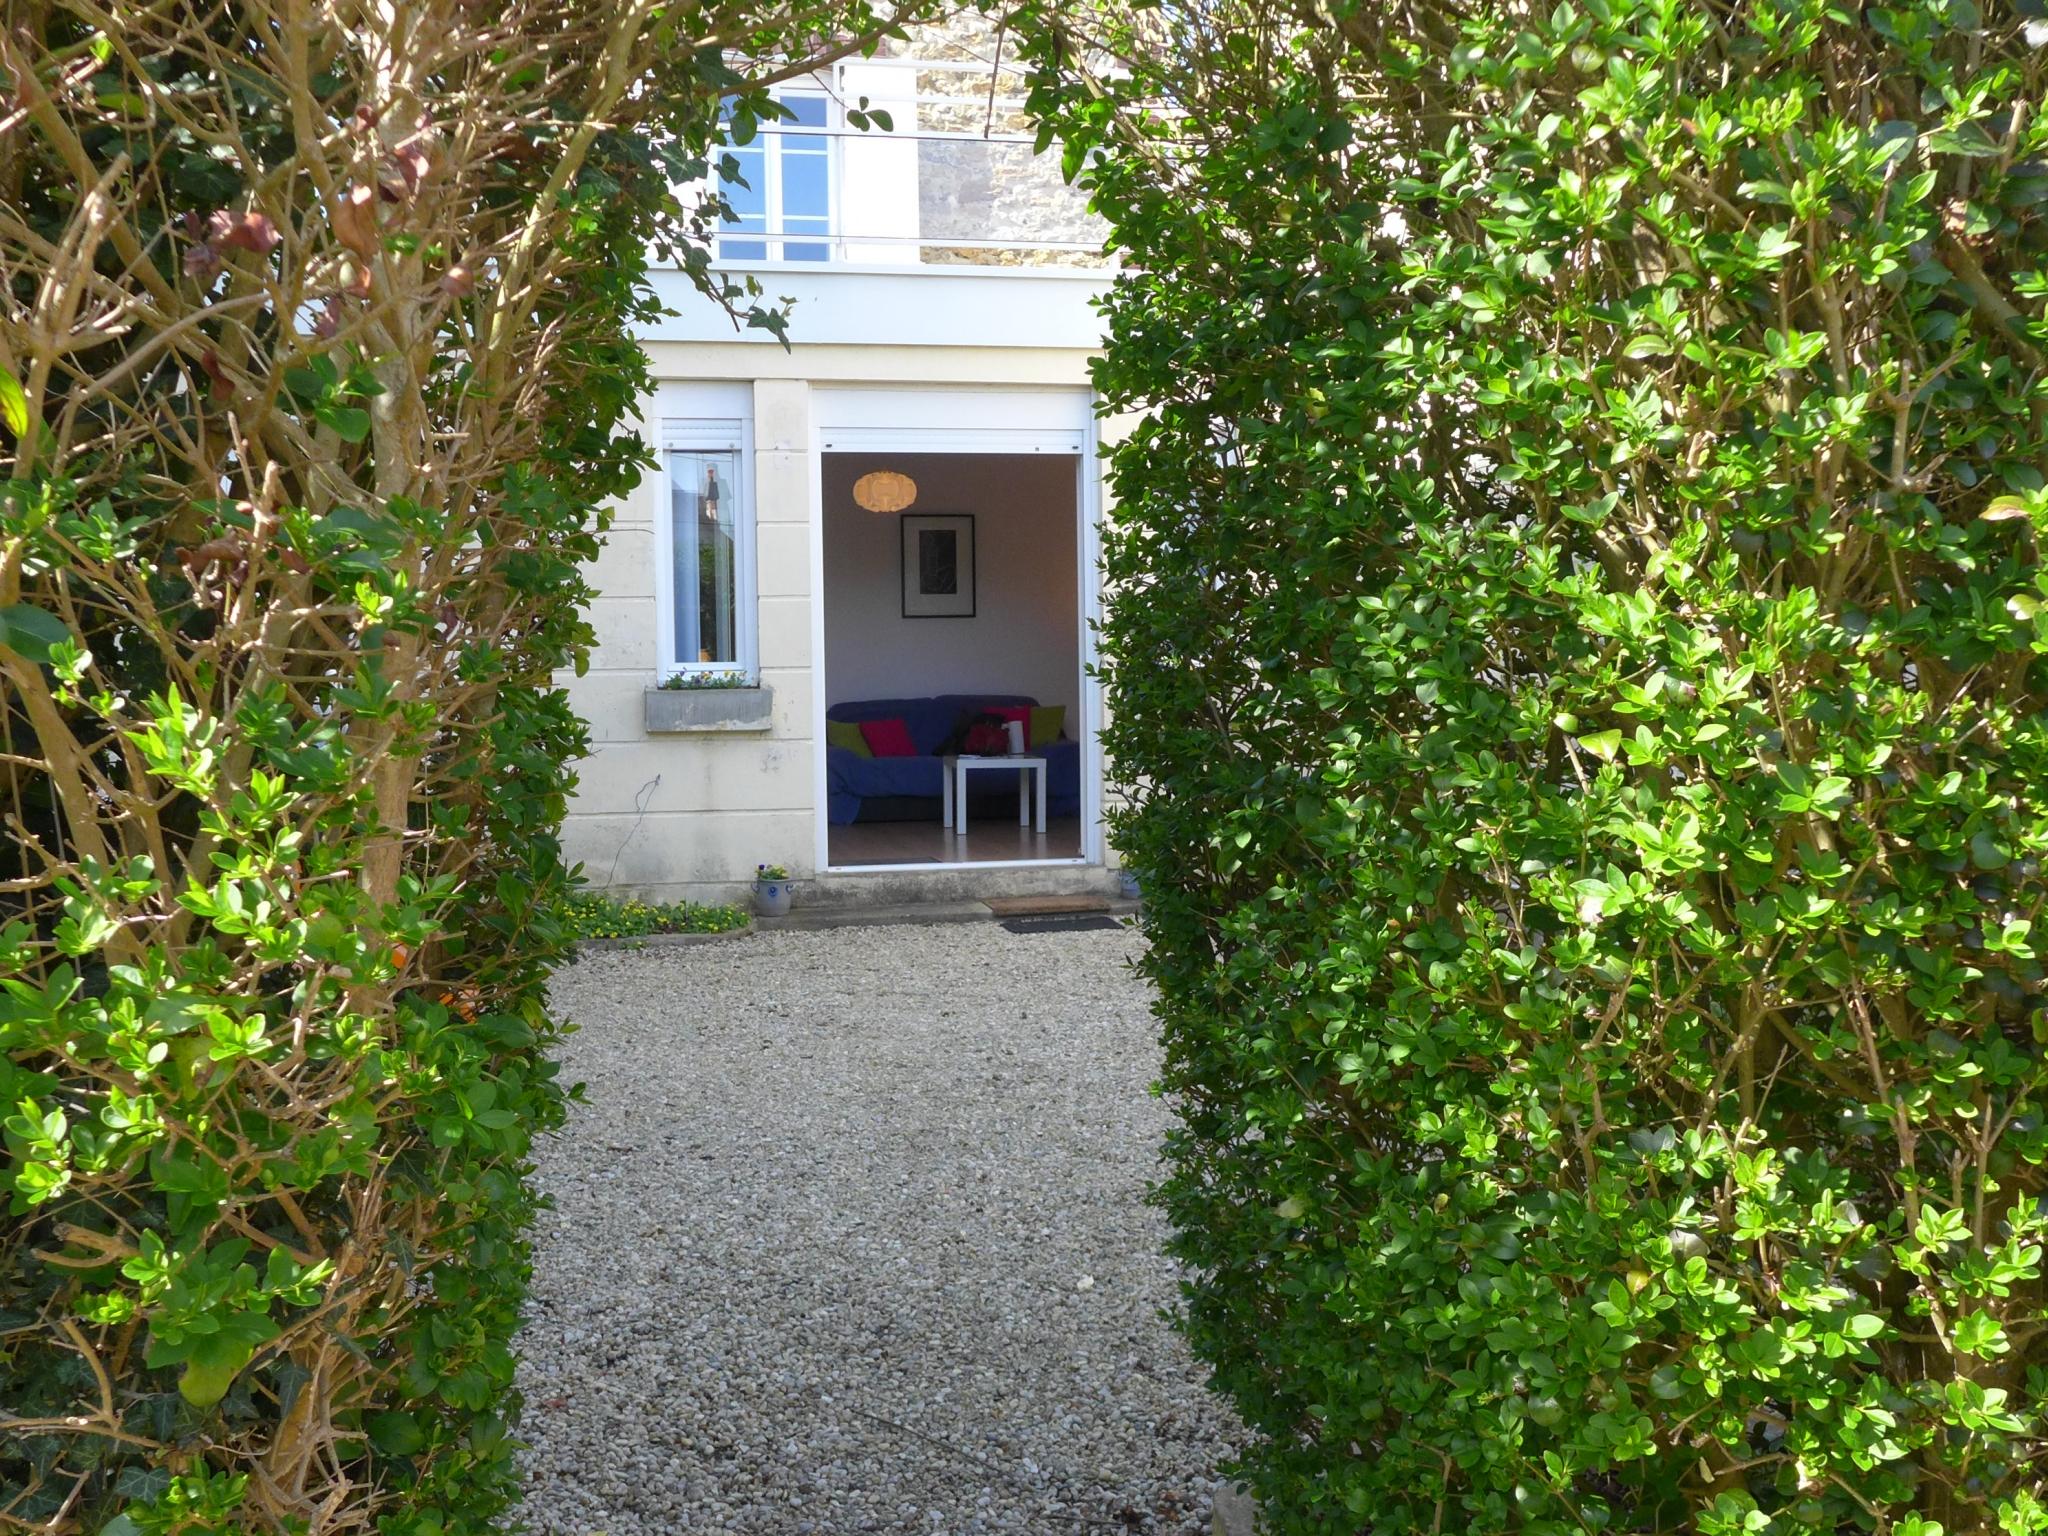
[829,814,1083,866]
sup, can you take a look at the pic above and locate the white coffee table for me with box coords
[941,754,1047,834]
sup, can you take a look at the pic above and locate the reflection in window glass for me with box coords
[719,143,768,260]
[784,95,829,129]
[670,449,741,666]
[782,154,829,216]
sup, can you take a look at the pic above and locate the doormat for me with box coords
[999,914,1125,936]
[984,895,1112,917]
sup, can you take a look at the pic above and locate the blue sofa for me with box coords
[826,695,1080,826]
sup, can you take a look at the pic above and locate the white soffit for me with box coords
[644,267,1114,351]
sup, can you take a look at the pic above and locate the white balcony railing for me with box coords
[707,56,1110,271]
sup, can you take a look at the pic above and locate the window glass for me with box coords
[781,153,829,217]
[670,449,742,666]
[718,143,767,260]
[783,94,829,129]
[721,145,766,216]
[716,89,833,261]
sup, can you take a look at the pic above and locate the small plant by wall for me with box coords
[1022,1,2048,1531]
[558,890,750,940]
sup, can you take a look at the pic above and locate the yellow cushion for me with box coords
[1029,705,1066,748]
[827,718,873,758]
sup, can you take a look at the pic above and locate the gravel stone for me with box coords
[513,922,1244,1536]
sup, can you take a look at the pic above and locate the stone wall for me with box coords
[882,13,1106,267]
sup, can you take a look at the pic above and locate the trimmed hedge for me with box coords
[0,3,948,1530]
[1024,2,2048,1531]
[0,8,654,1529]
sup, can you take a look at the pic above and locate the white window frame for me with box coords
[654,416,758,683]
[716,85,839,264]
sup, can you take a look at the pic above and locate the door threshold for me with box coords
[822,856,1092,875]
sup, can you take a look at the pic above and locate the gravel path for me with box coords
[513,922,1242,1536]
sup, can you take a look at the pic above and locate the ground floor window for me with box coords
[662,427,755,680]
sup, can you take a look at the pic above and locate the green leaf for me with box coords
[1952,1311,2009,1357]
[282,365,328,402]
[0,603,70,662]
[315,404,373,442]
[1753,228,1801,260]
[369,1409,428,1455]
[177,1357,240,1408]
[1925,121,2000,157]
[1844,1312,1886,1339]
[0,368,25,437]
[1577,729,1622,761]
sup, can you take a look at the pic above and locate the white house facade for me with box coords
[558,23,1128,907]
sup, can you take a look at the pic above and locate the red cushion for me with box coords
[963,723,1009,754]
[859,716,917,757]
[989,705,1032,743]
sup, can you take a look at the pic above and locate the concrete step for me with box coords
[758,895,1139,932]
[801,860,1122,910]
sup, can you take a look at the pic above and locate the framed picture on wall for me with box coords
[900,513,976,618]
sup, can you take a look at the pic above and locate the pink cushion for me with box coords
[859,717,917,757]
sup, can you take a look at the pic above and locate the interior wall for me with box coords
[823,452,1079,715]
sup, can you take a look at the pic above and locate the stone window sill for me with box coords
[644,684,773,734]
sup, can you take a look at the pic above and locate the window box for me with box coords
[644,683,774,734]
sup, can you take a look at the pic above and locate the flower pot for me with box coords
[1117,869,1142,901]
[753,877,792,918]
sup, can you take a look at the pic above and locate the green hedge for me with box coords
[0,3,945,1529]
[0,9,648,1528]
[1025,1,2048,1531]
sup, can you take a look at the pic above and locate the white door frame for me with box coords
[807,396,1104,875]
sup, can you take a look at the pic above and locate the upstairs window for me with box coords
[719,91,832,262]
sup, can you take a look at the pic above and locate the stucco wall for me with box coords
[558,345,1104,904]
[559,378,818,903]
[821,452,1079,713]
